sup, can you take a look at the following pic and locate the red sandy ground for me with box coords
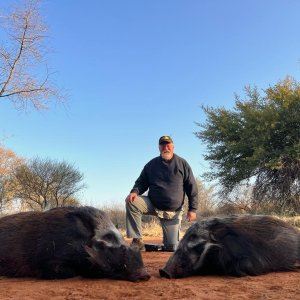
[0,238,299,300]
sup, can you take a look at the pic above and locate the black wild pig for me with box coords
[0,206,150,282]
[160,214,300,278]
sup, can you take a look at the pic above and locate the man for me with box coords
[125,135,198,252]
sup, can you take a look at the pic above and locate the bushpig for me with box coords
[0,206,150,281]
[160,214,300,278]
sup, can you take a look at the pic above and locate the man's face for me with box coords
[159,142,174,160]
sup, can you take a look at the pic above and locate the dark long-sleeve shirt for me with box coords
[131,154,198,212]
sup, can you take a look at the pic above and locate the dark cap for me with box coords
[159,135,173,144]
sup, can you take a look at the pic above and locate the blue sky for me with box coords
[1,0,300,208]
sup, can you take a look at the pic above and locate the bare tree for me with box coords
[181,178,216,221]
[0,0,63,111]
[11,158,85,211]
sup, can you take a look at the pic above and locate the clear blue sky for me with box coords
[1,0,300,208]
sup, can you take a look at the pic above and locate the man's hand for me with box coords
[186,211,197,222]
[125,192,138,203]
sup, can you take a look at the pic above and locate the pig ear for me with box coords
[85,245,98,260]
[207,219,231,242]
[85,240,106,257]
[193,242,221,270]
[85,240,113,268]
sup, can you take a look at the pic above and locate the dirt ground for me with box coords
[0,238,299,300]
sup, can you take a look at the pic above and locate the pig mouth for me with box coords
[159,268,189,279]
[129,271,151,282]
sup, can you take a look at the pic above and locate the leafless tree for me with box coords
[0,0,63,111]
[11,158,85,211]
[181,178,216,222]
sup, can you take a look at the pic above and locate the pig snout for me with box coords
[129,268,151,282]
[159,268,172,279]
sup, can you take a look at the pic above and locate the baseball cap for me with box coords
[159,136,173,144]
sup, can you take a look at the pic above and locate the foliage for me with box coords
[0,147,23,211]
[195,76,300,213]
[0,0,63,110]
[10,157,85,210]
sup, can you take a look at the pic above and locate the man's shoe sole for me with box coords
[144,243,177,252]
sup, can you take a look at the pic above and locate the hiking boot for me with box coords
[144,243,163,252]
[162,244,177,252]
[131,238,146,251]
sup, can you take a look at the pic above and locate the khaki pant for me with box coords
[126,195,183,250]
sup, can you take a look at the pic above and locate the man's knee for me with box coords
[126,199,143,215]
[126,196,155,215]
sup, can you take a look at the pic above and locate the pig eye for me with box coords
[102,233,118,244]
[188,234,198,243]
[209,233,218,242]
[187,234,203,249]
[118,264,127,271]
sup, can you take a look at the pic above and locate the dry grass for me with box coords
[120,215,300,239]
[142,219,163,237]
[120,218,187,239]
[280,215,300,228]
[119,219,163,238]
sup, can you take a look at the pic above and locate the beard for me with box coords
[161,151,173,161]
